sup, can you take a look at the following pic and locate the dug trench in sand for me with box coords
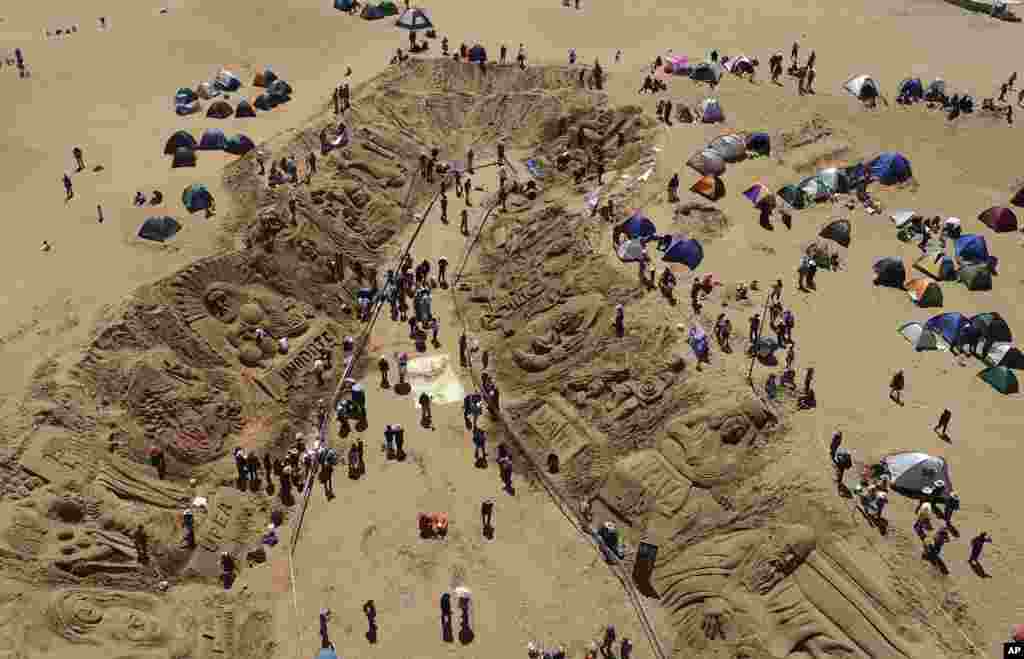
[0,38,1012,659]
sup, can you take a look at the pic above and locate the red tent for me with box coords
[978,206,1018,232]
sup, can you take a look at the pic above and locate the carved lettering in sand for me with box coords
[524,394,602,465]
[260,327,338,399]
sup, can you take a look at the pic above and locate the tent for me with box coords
[983,343,1024,369]
[698,98,724,123]
[396,7,432,30]
[236,99,257,117]
[723,55,754,74]
[164,130,197,155]
[269,79,293,97]
[1012,186,1024,208]
[687,150,726,177]
[706,134,746,162]
[252,68,278,87]
[925,78,946,99]
[172,147,197,168]
[335,0,356,9]
[215,69,241,92]
[468,44,487,62]
[690,176,725,201]
[898,77,924,100]
[617,239,647,262]
[254,94,273,111]
[959,263,992,291]
[225,134,255,156]
[317,648,339,659]
[798,174,834,202]
[906,278,943,307]
[898,322,939,350]
[884,452,952,499]
[971,312,1012,343]
[873,257,906,287]
[979,206,1018,232]
[207,100,234,118]
[979,366,1019,394]
[819,219,851,247]
[138,216,181,242]
[690,62,723,84]
[843,162,869,188]
[926,312,970,345]
[742,182,772,207]
[361,2,398,19]
[844,74,880,99]
[622,212,657,239]
[746,132,770,156]
[664,55,690,75]
[777,184,809,210]
[816,167,853,194]
[890,210,920,228]
[197,82,220,99]
[868,152,912,184]
[199,128,227,151]
[175,101,201,116]
[662,236,704,269]
[182,183,213,212]
[954,234,989,264]
[175,87,198,103]
[913,253,956,281]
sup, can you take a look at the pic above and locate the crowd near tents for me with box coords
[612,212,704,270]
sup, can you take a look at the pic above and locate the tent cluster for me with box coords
[613,212,704,270]
[361,1,399,19]
[165,130,254,166]
[895,212,998,294]
[687,132,770,179]
[897,312,1021,394]
[895,77,950,103]
[778,153,910,210]
[173,67,291,117]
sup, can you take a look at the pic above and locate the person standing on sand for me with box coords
[463,177,472,206]
[968,532,991,566]
[481,498,494,532]
[63,173,73,200]
[466,148,475,175]
[829,430,842,461]
[72,146,85,171]
[614,304,625,337]
[790,41,799,67]
[890,369,905,405]
[460,208,470,235]
[182,508,196,548]
[439,191,448,224]
[805,66,816,94]
[934,408,952,437]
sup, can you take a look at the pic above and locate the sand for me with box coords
[0,0,1023,657]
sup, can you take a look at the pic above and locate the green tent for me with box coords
[182,183,213,212]
[798,175,835,202]
[959,263,992,291]
[778,184,809,209]
[979,366,1019,394]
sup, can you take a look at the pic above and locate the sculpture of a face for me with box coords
[47,589,168,648]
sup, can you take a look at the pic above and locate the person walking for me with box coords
[393,424,405,459]
[148,445,166,479]
[667,172,680,202]
[498,453,513,491]
[419,392,433,427]
[320,608,332,646]
[473,426,486,462]
[63,173,73,200]
[614,304,625,337]
[829,430,842,461]
[72,146,85,171]
[601,626,617,656]
[770,278,783,303]
[890,369,905,405]
[438,256,448,287]
[379,355,391,389]
[968,532,991,566]
[463,177,472,206]
[934,408,951,437]
[481,498,494,533]
[943,491,960,526]
[620,638,633,659]
[833,446,852,484]
[748,314,761,346]
[460,208,470,235]
[459,332,469,367]
[430,317,440,346]
[182,508,196,548]
[439,191,449,224]
[466,148,475,175]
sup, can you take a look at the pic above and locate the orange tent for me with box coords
[905,277,943,307]
[690,175,726,201]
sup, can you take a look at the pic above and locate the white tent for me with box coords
[898,322,939,351]
[706,134,746,162]
[699,98,724,123]
[844,74,880,99]
[890,210,919,227]
[196,81,220,99]
[216,69,241,90]
[982,342,1024,369]
[617,239,647,262]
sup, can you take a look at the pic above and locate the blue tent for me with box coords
[225,134,255,155]
[746,132,770,156]
[622,213,657,240]
[199,128,227,150]
[868,152,912,184]
[925,312,971,345]
[662,236,704,270]
[954,234,989,264]
[138,216,181,242]
[898,77,924,99]
[316,649,339,659]
[468,45,487,62]
[334,0,355,9]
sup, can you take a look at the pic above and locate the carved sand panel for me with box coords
[523,394,605,466]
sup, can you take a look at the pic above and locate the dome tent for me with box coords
[979,366,1019,395]
[898,77,924,100]
[868,152,912,184]
[225,134,255,156]
[971,312,1012,344]
[798,174,834,202]
[164,130,197,155]
[844,74,880,99]
[138,216,181,242]
[468,44,488,62]
[926,312,971,345]
[906,278,943,307]
[236,99,257,118]
[196,82,220,99]
[689,62,723,84]
[175,87,198,104]
[983,343,1024,370]
[898,322,939,351]
[722,55,754,75]
[617,238,647,262]
[396,7,433,30]
[745,132,770,156]
[819,219,852,247]
[698,98,724,123]
[207,100,234,118]
[958,263,993,291]
[182,183,213,212]
[778,184,809,210]
[1012,185,1024,208]
[978,206,1018,232]
[172,147,197,168]
[268,79,293,97]
[687,150,726,177]
[175,100,201,116]
[215,69,242,92]
[252,68,278,88]
[199,128,227,151]
[690,175,725,201]
[954,234,989,264]
[872,257,905,288]
[661,235,704,270]
[816,167,854,194]
[254,94,274,111]
[706,134,746,162]
[884,452,952,500]
[621,212,657,239]
[913,253,957,281]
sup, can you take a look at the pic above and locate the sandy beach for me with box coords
[0,0,1023,657]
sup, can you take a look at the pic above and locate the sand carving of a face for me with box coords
[512,295,603,373]
[46,589,169,651]
[203,285,314,367]
[659,396,773,488]
[654,525,933,659]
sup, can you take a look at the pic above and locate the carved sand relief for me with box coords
[18,425,100,485]
[522,394,605,470]
[598,450,692,520]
